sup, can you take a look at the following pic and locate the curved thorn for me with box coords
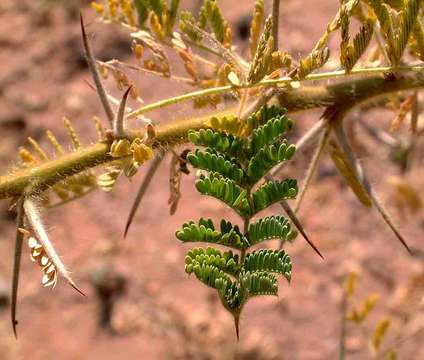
[113,86,132,138]
[334,121,412,254]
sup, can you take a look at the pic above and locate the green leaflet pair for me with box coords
[176,105,299,338]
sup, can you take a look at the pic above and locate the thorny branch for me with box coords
[1,69,424,200]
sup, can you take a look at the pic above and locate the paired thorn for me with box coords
[124,153,165,238]
[113,86,132,138]
[334,122,412,254]
[80,14,114,126]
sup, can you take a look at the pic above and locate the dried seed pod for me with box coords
[19,227,57,289]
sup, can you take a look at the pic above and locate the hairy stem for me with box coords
[1,71,424,200]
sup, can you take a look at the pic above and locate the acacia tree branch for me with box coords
[1,71,424,200]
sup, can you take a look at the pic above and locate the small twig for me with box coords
[124,152,165,237]
[113,86,132,138]
[11,197,24,338]
[272,0,280,51]
[295,125,331,213]
[80,14,114,126]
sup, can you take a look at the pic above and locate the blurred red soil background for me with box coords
[0,1,423,359]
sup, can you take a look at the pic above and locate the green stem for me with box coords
[127,65,424,118]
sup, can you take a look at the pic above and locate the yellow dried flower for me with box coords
[110,139,132,157]
[130,139,154,165]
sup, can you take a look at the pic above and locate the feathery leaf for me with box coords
[251,179,298,214]
[244,249,292,281]
[195,173,251,217]
[176,218,248,249]
[247,215,296,247]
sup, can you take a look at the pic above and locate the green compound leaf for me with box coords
[240,271,278,297]
[176,218,248,249]
[247,140,296,184]
[191,263,231,289]
[247,215,296,247]
[216,278,241,306]
[185,247,240,277]
[244,249,292,282]
[195,173,251,217]
[252,179,298,214]
[250,112,293,155]
[187,149,246,185]
[245,105,288,136]
[188,129,246,160]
